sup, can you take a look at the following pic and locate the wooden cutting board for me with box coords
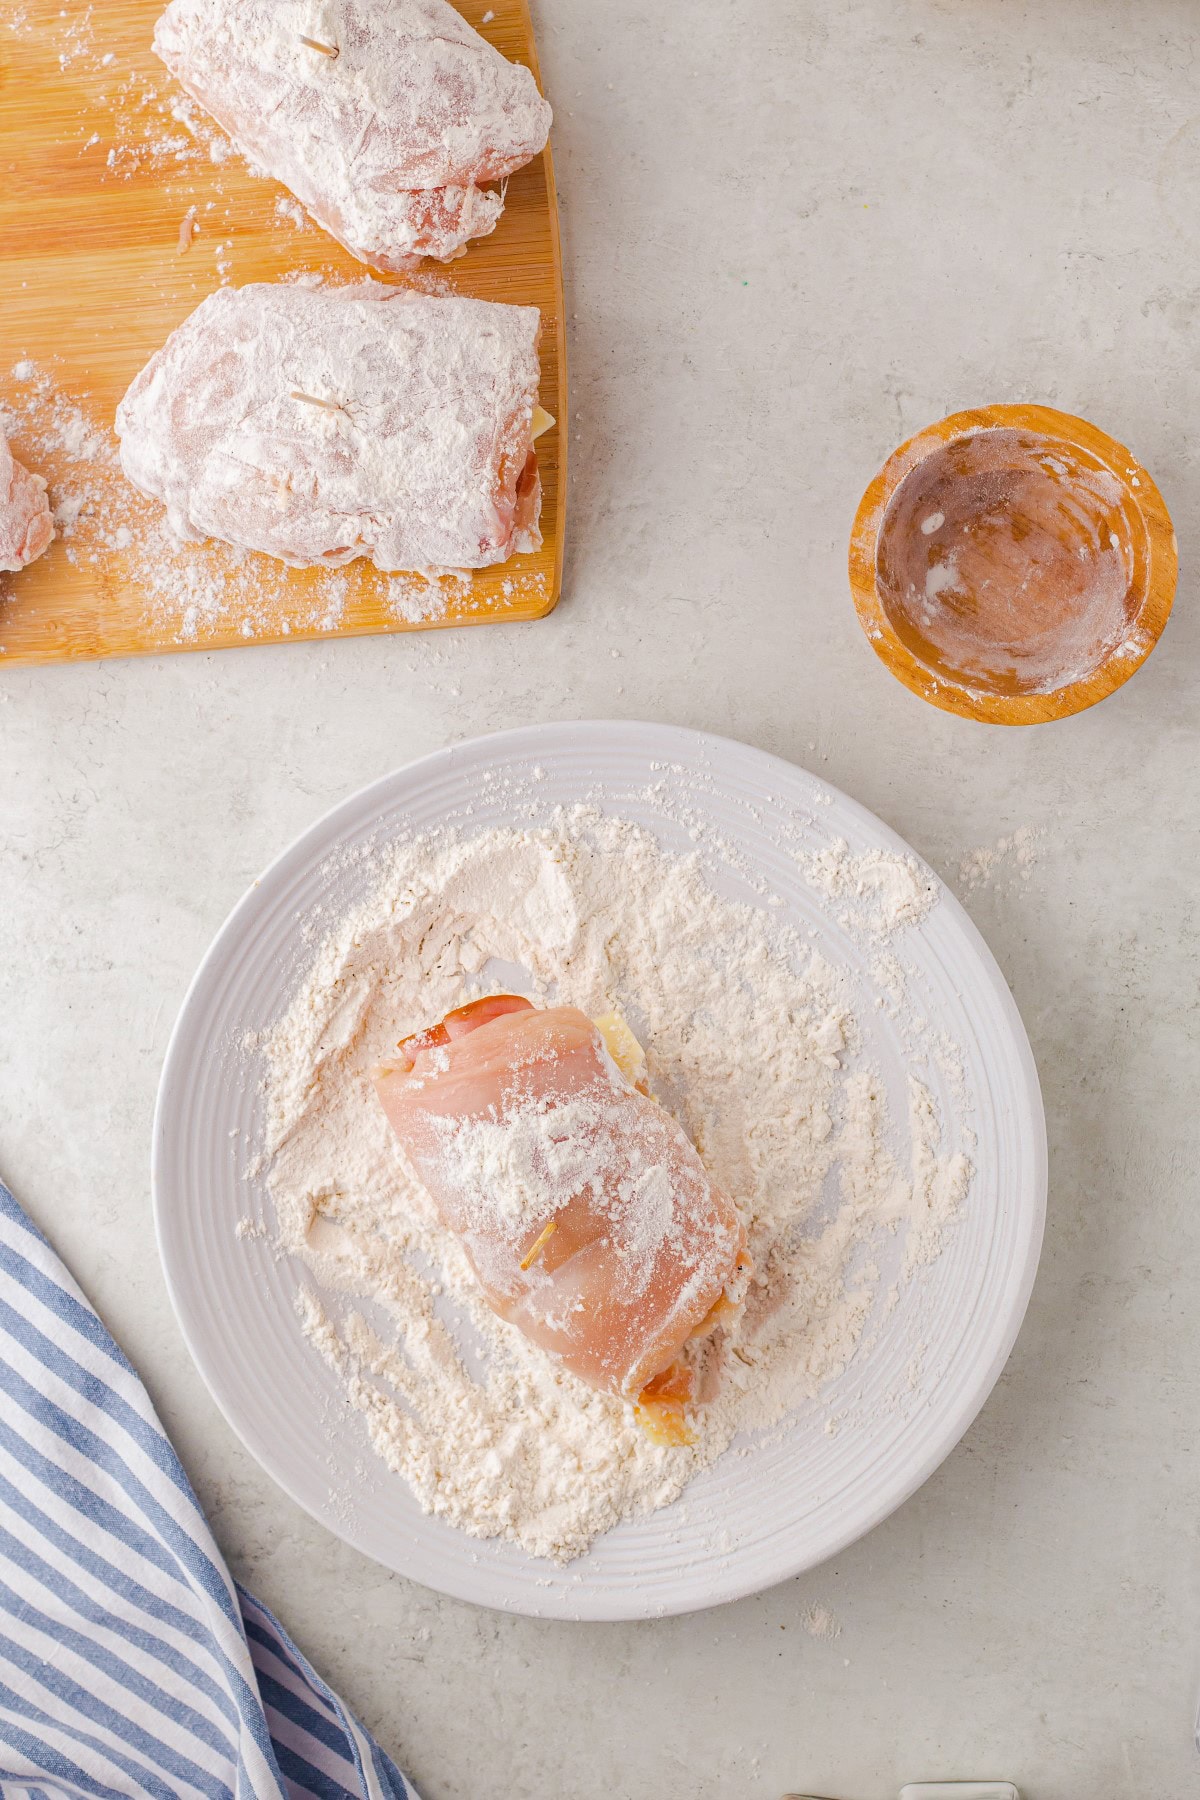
[0,0,565,665]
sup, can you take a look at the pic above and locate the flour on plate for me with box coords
[258,806,971,1563]
[806,837,937,934]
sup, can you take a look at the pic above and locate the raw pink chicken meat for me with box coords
[115,283,545,572]
[0,431,53,573]
[375,997,748,1443]
[153,0,553,270]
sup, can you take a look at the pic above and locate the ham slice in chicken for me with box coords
[374,996,747,1443]
[0,431,53,573]
[153,0,552,270]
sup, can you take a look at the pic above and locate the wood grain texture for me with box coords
[848,404,1177,727]
[0,0,566,665]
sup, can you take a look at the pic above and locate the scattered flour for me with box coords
[274,194,311,232]
[807,838,937,935]
[258,807,971,1563]
[803,1603,841,1641]
[55,4,96,72]
[22,8,219,174]
[956,826,1043,896]
[386,572,453,625]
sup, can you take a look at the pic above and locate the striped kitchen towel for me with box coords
[0,1177,420,1800]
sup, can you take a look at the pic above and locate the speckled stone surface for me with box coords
[3,2,1199,1795]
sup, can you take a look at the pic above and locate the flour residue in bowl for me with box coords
[258,807,971,1563]
[876,427,1141,696]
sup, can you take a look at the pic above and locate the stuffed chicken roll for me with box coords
[0,430,54,573]
[374,996,747,1442]
[116,283,548,572]
[154,0,553,270]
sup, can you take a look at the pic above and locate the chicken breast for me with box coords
[375,997,747,1439]
[0,431,54,574]
[154,0,552,269]
[115,282,546,572]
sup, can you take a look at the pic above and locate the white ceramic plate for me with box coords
[153,722,1046,1620]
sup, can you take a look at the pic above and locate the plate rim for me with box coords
[152,720,1048,1617]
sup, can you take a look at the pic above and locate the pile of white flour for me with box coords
[259,805,971,1562]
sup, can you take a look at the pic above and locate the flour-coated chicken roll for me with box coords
[154,0,553,269]
[0,431,54,573]
[116,283,549,572]
[374,996,748,1443]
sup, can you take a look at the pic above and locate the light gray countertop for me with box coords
[3,2,1198,1794]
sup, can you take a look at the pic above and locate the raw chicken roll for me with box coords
[154,0,552,269]
[0,431,53,573]
[375,997,748,1442]
[115,282,546,572]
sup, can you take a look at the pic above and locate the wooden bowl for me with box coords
[848,404,1178,725]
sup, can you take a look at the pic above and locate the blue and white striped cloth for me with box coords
[0,1178,420,1800]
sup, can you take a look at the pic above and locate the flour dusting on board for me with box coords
[255,802,972,1562]
[0,363,546,637]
